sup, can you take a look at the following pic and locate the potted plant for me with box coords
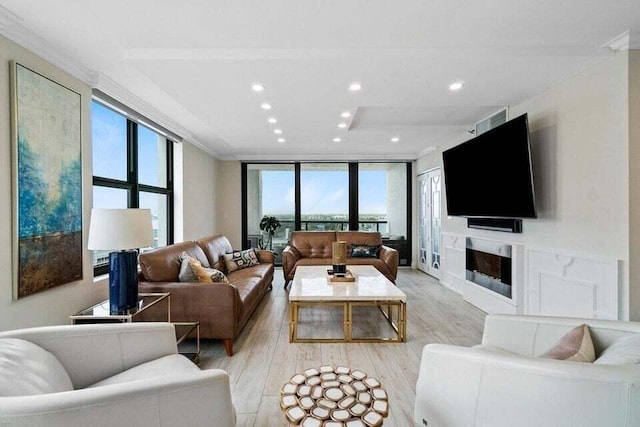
[259,215,281,250]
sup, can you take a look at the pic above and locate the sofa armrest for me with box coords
[379,245,398,281]
[282,245,301,279]
[415,343,640,427]
[0,323,178,389]
[255,249,275,264]
[0,370,236,427]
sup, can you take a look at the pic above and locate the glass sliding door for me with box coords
[300,163,349,231]
[359,163,409,265]
[246,164,295,262]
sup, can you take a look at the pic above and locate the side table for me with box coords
[70,293,200,364]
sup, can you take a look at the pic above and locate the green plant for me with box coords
[259,215,281,250]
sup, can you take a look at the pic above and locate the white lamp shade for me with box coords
[88,208,154,251]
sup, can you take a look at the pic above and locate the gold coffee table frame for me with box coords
[289,300,406,343]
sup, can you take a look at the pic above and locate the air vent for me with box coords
[475,107,508,136]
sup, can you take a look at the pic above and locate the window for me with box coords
[92,100,174,275]
[245,164,295,263]
[242,162,412,266]
[300,163,349,231]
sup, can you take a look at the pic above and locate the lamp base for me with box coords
[109,250,139,315]
[332,264,347,274]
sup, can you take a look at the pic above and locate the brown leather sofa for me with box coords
[282,231,399,286]
[137,234,274,356]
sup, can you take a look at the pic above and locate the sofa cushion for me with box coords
[195,235,233,272]
[224,249,260,272]
[140,241,210,282]
[230,276,265,319]
[88,354,200,388]
[595,334,640,365]
[541,324,595,363]
[290,231,336,258]
[0,338,73,396]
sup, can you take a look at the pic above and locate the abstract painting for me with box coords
[11,62,82,299]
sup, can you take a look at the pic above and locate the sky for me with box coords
[261,169,388,215]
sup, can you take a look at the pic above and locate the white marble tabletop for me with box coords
[289,265,406,302]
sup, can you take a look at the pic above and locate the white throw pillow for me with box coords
[0,338,73,396]
[595,334,640,365]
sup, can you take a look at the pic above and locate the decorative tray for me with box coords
[326,269,356,283]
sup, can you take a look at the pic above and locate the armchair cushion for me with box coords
[88,354,200,388]
[0,338,73,396]
[595,334,640,365]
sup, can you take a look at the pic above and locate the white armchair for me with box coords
[0,323,236,427]
[415,315,640,427]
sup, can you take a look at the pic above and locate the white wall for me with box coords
[415,52,635,319]
[0,35,107,331]
[181,141,218,241]
[216,160,243,248]
[628,50,640,320]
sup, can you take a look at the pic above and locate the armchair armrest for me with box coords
[255,249,275,264]
[415,343,640,427]
[0,323,178,389]
[379,245,398,281]
[0,369,236,427]
[282,245,301,280]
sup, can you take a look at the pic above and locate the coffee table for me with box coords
[289,265,407,343]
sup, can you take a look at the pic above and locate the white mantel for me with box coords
[439,232,620,319]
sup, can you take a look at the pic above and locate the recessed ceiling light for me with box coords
[261,102,272,110]
[338,123,347,129]
[252,83,265,92]
[341,111,351,118]
[277,138,285,143]
[274,129,283,134]
[349,82,362,91]
[391,137,400,142]
[333,137,342,143]
[268,117,277,124]
[449,81,464,91]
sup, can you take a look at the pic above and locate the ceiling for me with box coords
[0,0,638,160]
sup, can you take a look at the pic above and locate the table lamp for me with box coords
[88,208,153,314]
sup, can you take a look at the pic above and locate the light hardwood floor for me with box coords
[196,267,486,426]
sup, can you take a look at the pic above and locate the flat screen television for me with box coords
[442,113,536,218]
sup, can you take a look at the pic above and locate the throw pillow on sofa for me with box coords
[350,245,380,258]
[0,338,74,396]
[223,248,260,272]
[178,252,198,282]
[540,324,595,363]
[180,252,229,283]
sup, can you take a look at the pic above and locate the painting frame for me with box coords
[10,61,83,300]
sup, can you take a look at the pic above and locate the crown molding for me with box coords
[603,30,640,52]
[0,8,221,159]
[0,7,97,84]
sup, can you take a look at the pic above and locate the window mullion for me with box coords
[129,120,139,208]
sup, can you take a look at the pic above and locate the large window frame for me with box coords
[92,100,175,276]
[241,161,412,266]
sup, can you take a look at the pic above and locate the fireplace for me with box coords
[466,238,512,299]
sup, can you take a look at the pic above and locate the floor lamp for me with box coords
[88,208,153,314]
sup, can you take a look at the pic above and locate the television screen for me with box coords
[442,113,536,218]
